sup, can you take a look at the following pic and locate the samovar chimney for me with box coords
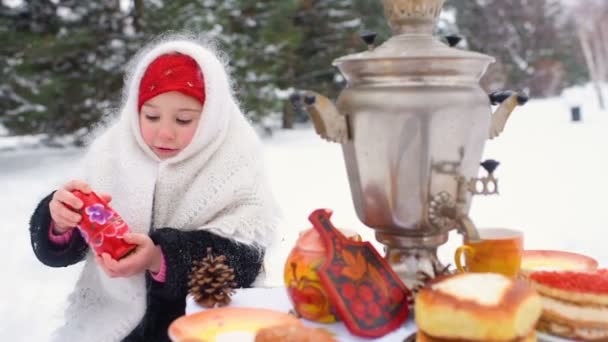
[382,0,445,35]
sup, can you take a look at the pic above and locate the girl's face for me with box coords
[139,91,203,159]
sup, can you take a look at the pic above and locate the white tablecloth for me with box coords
[186,287,417,342]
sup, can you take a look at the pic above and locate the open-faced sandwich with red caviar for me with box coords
[529,268,608,341]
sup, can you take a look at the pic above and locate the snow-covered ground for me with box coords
[1,88,607,341]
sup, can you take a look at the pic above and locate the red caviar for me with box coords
[530,270,608,294]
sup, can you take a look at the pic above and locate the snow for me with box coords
[1,0,21,7]
[0,134,50,151]
[1,86,607,341]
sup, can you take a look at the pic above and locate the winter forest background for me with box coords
[1,0,608,142]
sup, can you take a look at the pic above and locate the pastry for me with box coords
[415,273,542,341]
[254,324,337,342]
[415,330,536,342]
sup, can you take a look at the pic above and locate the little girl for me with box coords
[28,34,278,341]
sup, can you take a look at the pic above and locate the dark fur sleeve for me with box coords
[29,192,89,267]
[148,228,264,301]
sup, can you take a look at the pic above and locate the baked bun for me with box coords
[415,273,542,341]
[415,330,537,342]
[254,324,337,342]
[529,269,608,341]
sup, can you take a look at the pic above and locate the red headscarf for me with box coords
[138,53,205,111]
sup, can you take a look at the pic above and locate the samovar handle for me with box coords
[290,91,350,144]
[359,32,378,50]
[445,34,462,47]
[488,91,529,140]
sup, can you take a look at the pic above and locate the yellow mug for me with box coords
[454,228,524,277]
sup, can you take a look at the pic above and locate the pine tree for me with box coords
[136,0,271,122]
[0,1,421,137]
[0,1,132,140]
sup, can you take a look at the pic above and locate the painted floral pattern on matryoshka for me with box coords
[72,190,135,259]
[79,204,127,246]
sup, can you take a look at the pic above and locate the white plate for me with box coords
[537,331,574,342]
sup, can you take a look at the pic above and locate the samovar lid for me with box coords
[334,0,495,85]
[336,34,492,62]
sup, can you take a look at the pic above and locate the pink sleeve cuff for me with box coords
[150,249,167,283]
[48,221,75,245]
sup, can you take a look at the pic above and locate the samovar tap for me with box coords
[457,159,501,198]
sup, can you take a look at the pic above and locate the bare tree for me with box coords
[568,0,608,109]
[447,0,581,97]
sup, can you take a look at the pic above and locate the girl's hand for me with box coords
[49,180,112,234]
[95,233,162,278]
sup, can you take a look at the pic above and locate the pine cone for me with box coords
[188,247,237,308]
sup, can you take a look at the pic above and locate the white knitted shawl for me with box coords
[52,36,278,342]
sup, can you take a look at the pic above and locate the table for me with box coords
[186,287,417,341]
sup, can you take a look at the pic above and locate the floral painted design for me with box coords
[305,207,410,336]
[322,241,411,332]
[85,204,114,225]
[102,217,129,238]
[113,217,129,238]
[71,191,136,259]
[76,226,104,247]
[284,250,339,323]
[90,234,104,247]
[78,206,127,246]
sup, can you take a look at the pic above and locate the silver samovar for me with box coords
[292,0,528,287]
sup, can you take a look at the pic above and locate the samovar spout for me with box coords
[458,215,481,242]
[290,91,350,144]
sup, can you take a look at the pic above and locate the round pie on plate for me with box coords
[168,307,301,342]
[521,250,598,275]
